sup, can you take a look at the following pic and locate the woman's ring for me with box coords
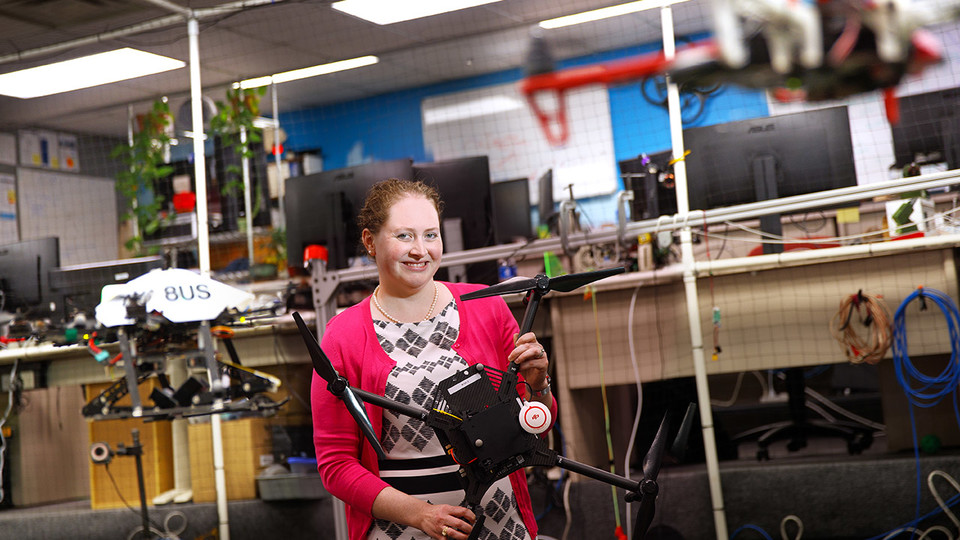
[536,347,545,359]
[441,525,448,537]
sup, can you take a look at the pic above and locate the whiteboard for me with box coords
[421,82,619,204]
[17,168,118,265]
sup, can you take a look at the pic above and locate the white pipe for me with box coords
[272,82,286,229]
[189,19,211,277]
[211,412,230,540]
[188,16,229,540]
[127,105,139,243]
[0,0,280,66]
[695,232,960,276]
[661,5,728,539]
[241,126,255,264]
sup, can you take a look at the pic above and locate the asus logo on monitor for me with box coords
[748,124,776,134]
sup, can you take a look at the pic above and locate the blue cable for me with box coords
[891,286,960,528]
[729,524,774,540]
[866,492,960,540]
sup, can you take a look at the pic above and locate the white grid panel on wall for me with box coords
[16,168,118,266]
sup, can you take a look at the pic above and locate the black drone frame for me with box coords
[295,267,696,540]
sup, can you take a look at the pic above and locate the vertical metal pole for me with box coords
[189,17,211,277]
[271,82,286,229]
[309,257,347,540]
[188,15,229,540]
[241,126,255,263]
[127,105,139,242]
[118,328,142,418]
[660,5,728,539]
[131,429,151,539]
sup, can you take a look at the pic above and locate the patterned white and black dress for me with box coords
[368,299,531,540]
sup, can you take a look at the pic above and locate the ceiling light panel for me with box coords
[332,0,504,25]
[0,48,185,99]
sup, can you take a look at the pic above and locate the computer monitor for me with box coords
[49,256,165,320]
[0,237,60,315]
[890,87,960,170]
[682,106,857,253]
[492,178,533,243]
[537,169,556,231]
[285,158,414,271]
[413,156,497,284]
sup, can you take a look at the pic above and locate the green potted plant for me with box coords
[111,98,174,255]
[209,85,268,230]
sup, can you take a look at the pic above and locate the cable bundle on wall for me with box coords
[829,290,893,364]
[891,286,960,524]
[892,287,960,412]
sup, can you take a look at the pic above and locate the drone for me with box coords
[297,267,697,540]
[521,0,956,145]
[83,268,286,421]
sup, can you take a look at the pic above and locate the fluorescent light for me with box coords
[239,56,379,89]
[333,0,503,25]
[0,48,184,99]
[423,95,523,125]
[539,0,691,29]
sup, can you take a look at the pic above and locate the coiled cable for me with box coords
[892,286,960,523]
[829,290,893,364]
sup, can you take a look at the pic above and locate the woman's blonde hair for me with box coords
[357,178,444,235]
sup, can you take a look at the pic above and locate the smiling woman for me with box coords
[312,177,556,540]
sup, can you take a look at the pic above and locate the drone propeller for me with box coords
[292,311,386,460]
[460,267,625,301]
[630,403,697,540]
[461,267,625,360]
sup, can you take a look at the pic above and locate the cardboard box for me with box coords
[86,380,174,510]
[188,416,272,502]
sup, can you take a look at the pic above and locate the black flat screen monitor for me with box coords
[0,237,60,314]
[49,256,165,320]
[890,87,960,170]
[285,159,414,271]
[682,106,857,253]
[413,156,496,284]
[537,169,555,230]
[492,178,533,243]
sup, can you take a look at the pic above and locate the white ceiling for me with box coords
[0,0,713,138]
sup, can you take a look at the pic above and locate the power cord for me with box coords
[892,286,960,526]
[103,458,188,539]
[589,286,624,538]
[623,285,645,539]
[829,290,893,365]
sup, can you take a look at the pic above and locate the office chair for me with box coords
[732,367,876,460]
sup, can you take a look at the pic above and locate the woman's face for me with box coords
[364,194,442,293]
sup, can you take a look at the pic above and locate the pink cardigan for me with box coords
[311,281,555,540]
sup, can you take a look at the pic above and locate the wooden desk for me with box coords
[550,243,960,467]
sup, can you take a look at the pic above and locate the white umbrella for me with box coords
[95,268,255,327]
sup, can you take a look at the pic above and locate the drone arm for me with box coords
[555,455,641,493]
[351,387,430,422]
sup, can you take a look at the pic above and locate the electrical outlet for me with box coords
[1,370,36,392]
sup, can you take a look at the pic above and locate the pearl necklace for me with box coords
[373,283,439,324]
